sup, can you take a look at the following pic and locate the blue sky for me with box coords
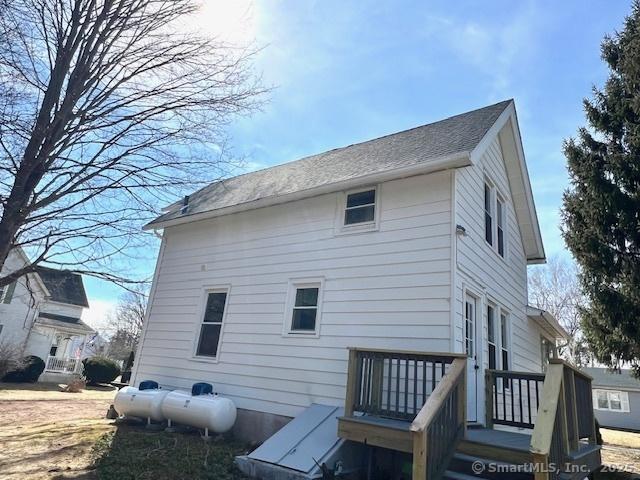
[82,0,631,327]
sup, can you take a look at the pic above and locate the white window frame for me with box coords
[192,286,231,363]
[487,303,498,370]
[593,389,630,412]
[336,186,380,234]
[499,309,511,372]
[283,278,324,338]
[496,194,506,258]
[483,178,508,260]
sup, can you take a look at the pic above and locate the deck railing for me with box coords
[344,348,462,421]
[530,359,598,480]
[46,356,81,373]
[485,369,545,429]
[411,357,466,480]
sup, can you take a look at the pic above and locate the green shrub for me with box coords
[2,355,45,383]
[83,356,120,384]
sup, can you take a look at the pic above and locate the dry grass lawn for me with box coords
[0,382,117,479]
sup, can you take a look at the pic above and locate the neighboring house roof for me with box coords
[526,305,569,340]
[145,100,545,263]
[582,367,640,392]
[35,266,89,308]
[38,312,95,335]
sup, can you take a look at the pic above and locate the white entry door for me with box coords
[464,294,478,422]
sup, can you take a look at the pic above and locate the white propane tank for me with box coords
[161,390,237,434]
[114,386,169,422]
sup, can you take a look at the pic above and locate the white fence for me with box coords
[46,356,81,373]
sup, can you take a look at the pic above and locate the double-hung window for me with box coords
[500,312,510,371]
[484,180,507,258]
[195,290,228,358]
[594,389,630,412]
[286,280,323,336]
[484,183,493,245]
[487,305,497,370]
[344,188,376,226]
[497,197,505,257]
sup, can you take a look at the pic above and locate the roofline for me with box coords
[12,247,51,298]
[469,100,546,264]
[527,305,569,339]
[144,151,472,231]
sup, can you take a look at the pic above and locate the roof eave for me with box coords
[144,151,472,231]
[527,305,569,340]
[469,100,546,264]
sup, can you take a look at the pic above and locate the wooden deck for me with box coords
[337,349,602,479]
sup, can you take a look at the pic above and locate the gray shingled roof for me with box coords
[35,267,89,308]
[582,367,640,390]
[148,100,512,227]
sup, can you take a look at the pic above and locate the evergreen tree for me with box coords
[562,1,640,374]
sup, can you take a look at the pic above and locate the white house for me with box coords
[0,249,94,381]
[132,100,599,478]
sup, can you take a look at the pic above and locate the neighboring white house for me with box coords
[0,249,94,382]
[132,100,568,440]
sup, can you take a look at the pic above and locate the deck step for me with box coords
[443,470,489,480]
[447,453,534,480]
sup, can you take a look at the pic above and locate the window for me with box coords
[594,389,630,412]
[540,336,555,372]
[0,281,15,304]
[464,296,476,358]
[344,188,376,226]
[195,290,228,358]
[484,183,493,245]
[285,280,323,335]
[292,287,319,331]
[497,197,505,257]
[500,312,510,372]
[487,305,497,370]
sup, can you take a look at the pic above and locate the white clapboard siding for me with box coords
[454,137,542,373]
[134,171,454,418]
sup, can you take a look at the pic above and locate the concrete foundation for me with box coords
[232,408,292,444]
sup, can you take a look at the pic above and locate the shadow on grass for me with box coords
[91,425,249,480]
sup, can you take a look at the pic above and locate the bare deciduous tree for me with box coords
[105,286,147,361]
[0,0,264,287]
[528,256,592,366]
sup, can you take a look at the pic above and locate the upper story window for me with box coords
[285,280,323,336]
[497,197,505,257]
[195,290,228,358]
[484,183,493,245]
[484,179,507,259]
[344,188,376,226]
[0,281,16,304]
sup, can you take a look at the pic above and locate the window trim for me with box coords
[487,303,497,370]
[483,177,508,261]
[499,309,511,372]
[593,389,630,413]
[192,285,231,363]
[336,186,380,234]
[496,194,506,258]
[283,278,324,337]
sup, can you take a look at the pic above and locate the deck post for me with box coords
[411,429,427,480]
[344,348,358,417]
[484,370,493,428]
[566,369,579,451]
[532,453,549,480]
